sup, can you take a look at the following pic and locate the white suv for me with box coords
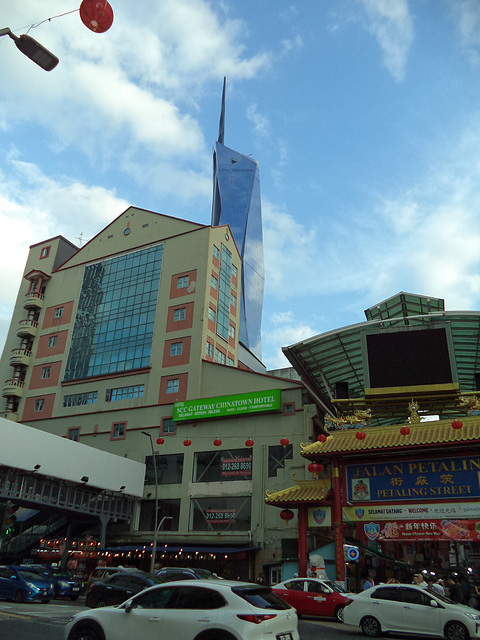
[65,579,299,640]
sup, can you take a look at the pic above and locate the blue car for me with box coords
[20,564,82,600]
[0,565,54,603]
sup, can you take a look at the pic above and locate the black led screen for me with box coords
[366,327,453,388]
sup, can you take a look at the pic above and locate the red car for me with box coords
[272,577,351,622]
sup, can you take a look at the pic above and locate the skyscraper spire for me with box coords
[217,76,226,145]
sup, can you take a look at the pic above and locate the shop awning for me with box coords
[102,544,259,554]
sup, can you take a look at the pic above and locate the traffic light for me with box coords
[1,502,19,537]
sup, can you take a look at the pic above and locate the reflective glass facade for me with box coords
[65,245,163,380]
[212,142,265,360]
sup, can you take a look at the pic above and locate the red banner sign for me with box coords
[362,519,480,541]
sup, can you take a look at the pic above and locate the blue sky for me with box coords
[1,0,480,369]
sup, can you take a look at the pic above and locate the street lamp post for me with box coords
[142,431,159,573]
[0,27,59,71]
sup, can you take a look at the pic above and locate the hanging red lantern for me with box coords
[400,426,410,436]
[279,509,294,525]
[308,462,323,478]
[452,420,463,430]
[156,437,165,445]
[317,434,327,443]
[245,438,254,448]
[79,0,114,33]
[355,431,366,440]
[183,438,192,447]
[213,438,222,448]
[280,437,289,448]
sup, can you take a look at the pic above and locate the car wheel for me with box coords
[445,621,470,640]
[68,623,104,640]
[194,632,237,640]
[14,590,25,604]
[361,615,382,637]
[334,605,345,622]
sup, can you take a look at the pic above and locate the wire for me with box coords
[12,9,78,36]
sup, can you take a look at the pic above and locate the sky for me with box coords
[1,0,480,370]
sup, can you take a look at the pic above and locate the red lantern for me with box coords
[245,438,254,448]
[317,434,327,443]
[280,437,289,448]
[213,438,222,448]
[156,437,165,445]
[308,462,323,478]
[355,431,366,440]
[452,420,463,430]
[400,426,410,436]
[279,509,294,525]
[183,438,192,447]
[80,0,114,33]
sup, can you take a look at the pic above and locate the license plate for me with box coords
[72,587,80,591]
[277,634,293,640]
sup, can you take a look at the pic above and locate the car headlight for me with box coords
[26,582,38,592]
[465,612,480,621]
[58,580,69,588]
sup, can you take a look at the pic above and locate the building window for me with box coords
[232,264,238,279]
[230,293,236,308]
[54,307,64,319]
[34,399,44,412]
[206,342,213,358]
[166,379,179,394]
[105,385,144,402]
[210,274,218,290]
[170,342,183,356]
[216,245,232,341]
[208,307,216,323]
[212,245,219,259]
[194,448,252,482]
[111,422,126,439]
[173,307,186,322]
[40,246,50,259]
[64,245,163,381]
[47,335,58,348]
[283,403,295,415]
[191,496,251,531]
[268,444,293,477]
[228,325,235,339]
[68,428,79,441]
[214,349,226,365]
[145,454,183,485]
[63,391,98,407]
[161,417,176,435]
[177,275,189,289]
[227,357,234,367]
[41,367,51,379]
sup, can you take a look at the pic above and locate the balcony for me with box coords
[16,319,38,338]
[23,292,45,311]
[9,348,31,367]
[2,379,25,398]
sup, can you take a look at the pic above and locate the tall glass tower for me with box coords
[211,79,265,361]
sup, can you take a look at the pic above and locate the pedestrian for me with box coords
[362,573,375,590]
[412,573,428,589]
[256,573,265,585]
[431,578,445,596]
[446,577,465,604]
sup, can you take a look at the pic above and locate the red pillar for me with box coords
[298,504,308,577]
[332,459,345,581]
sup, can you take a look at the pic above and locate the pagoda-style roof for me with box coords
[265,476,331,508]
[301,415,480,459]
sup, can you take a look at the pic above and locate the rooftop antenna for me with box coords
[217,76,226,145]
[75,232,84,247]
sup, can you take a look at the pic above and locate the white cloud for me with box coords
[452,0,480,64]
[263,312,318,370]
[246,104,270,136]
[358,0,413,81]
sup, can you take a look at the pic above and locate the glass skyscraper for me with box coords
[211,79,265,361]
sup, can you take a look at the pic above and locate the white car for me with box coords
[65,579,299,640]
[343,583,480,640]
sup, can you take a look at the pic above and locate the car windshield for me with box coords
[232,586,292,610]
[194,569,218,580]
[325,580,347,593]
[18,570,46,581]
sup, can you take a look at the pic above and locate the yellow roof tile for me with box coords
[301,416,480,457]
[265,477,331,506]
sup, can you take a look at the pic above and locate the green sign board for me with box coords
[173,389,282,422]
